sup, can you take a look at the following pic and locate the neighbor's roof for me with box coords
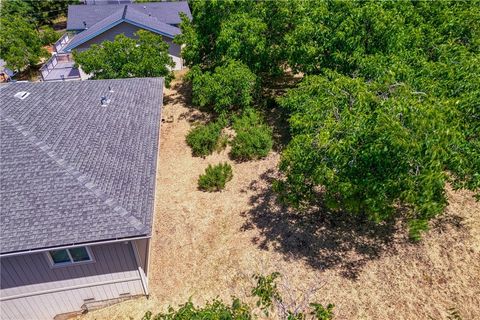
[85,0,133,4]
[0,78,163,254]
[64,5,181,51]
[0,59,14,77]
[67,1,191,30]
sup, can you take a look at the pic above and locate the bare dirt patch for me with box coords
[80,75,480,320]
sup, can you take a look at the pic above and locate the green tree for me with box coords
[39,26,60,46]
[175,0,295,77]
[1,0,77,27]
[273,0,479,238]
[190,60,258,113]
[73,30,174,84]
[277,72,461,240]
[0,14,47,70]
[176,0,479,238]
[215,13,268,74]
[175,0,250,70]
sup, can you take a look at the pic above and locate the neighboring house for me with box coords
[83,0,134,4]
[0,78,163,319]
[0,59,15,82]
[64,1,190,69]
[40,1,190,82]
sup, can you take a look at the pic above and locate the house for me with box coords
[0,59,15,82]
[40,2,190,81]
[83,0,134,4]
[0,78,163,319]
[65,1,190,68]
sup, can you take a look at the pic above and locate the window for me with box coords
[47,247,93,266]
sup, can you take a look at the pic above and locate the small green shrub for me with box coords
[311,303,335,320]
[186,119,226,157]
[230,109,273,161]
[190,60,258,113]
[142,272,334,319]
[251,272,282,315]
[198,163,233,192]
[142,298,251,320]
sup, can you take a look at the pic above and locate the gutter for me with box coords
[0,235,151,258]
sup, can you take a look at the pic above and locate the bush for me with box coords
[198,163,233,192]
[39,26,59,46]
[186,118,226,157]
[230,109,273,161]
[190,60,258,113]
[142,272,334,320]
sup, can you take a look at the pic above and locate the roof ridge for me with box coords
[0,109,149,234]
[122,4,128,19]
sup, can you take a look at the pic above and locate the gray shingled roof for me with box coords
[67,1,191,30]
[0,78,163,254]
[64,5,181,51]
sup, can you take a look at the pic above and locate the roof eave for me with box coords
[0,234,151,258]
[124,18,178,39]
[63,19,124,51]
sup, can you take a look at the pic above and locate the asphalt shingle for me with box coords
[67,1,191,30]
[64,5,181,51]
[0,78,163,254]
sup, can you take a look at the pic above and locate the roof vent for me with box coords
[14,91,30,100]
[83,21,87,29]
[143,5,146,9]
[108,86,114,93]
[100,96,111,106]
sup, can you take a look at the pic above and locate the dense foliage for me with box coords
[1,0,76,26]
[142,273,334,320]
[276,0,480,238]
[230,109,273,161]
[186,118,226,157]
[175,0,299,77]
[0,14,48,70]
[73,31,174,85]
[277,72,458,238]
[39,26,60,46]
[178,0,479,238]
[0,0,75,70]
[198,163,233,192]
[190,60,258,113]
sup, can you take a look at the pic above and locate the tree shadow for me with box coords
[177,109,211,124]
[259,71,303,152]
[241,169,406,280]
[261,100,291,153]
[164,77,192,107]
[242,170,470,279]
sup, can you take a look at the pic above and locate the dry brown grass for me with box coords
[80,74,480,320]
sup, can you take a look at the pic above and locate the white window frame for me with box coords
[46,246,95,268]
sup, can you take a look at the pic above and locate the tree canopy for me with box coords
[0,14,47,71]
[177,0,480,239]
[1,0,76,26]
[73,30,175,85]
[189,60,258,113]
[0,0,73,71]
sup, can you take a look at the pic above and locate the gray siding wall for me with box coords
[75,22,181,57]
[133,238,149,272]
[132,238,150,293]
[0,241,145,319]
